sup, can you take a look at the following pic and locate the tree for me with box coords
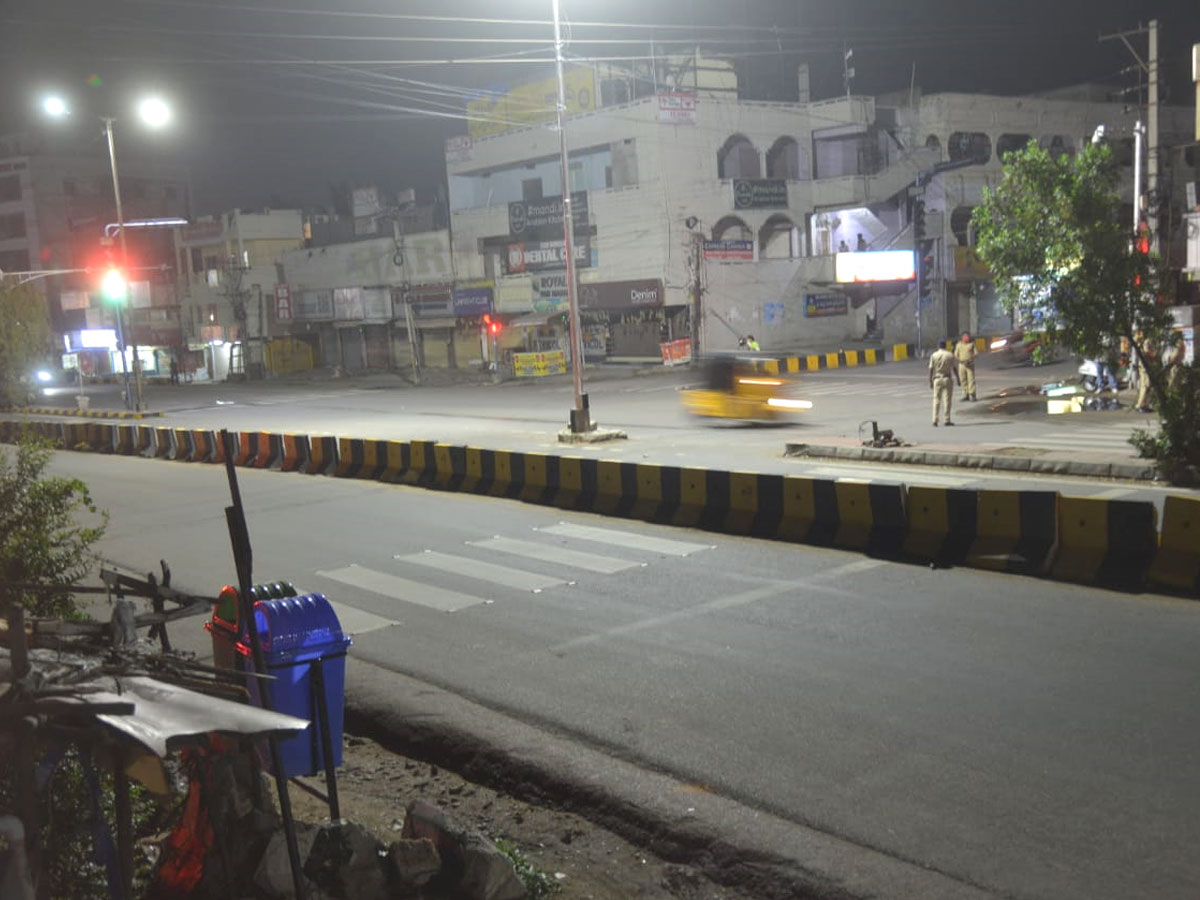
[0,432,108,618]
[972,141,1197,474]
[0,279,53,407]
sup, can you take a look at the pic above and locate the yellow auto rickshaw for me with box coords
[680,355,812,421]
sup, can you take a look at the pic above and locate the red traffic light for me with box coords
[482,314,502,336]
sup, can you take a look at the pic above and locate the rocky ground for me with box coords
[287,730,746,900]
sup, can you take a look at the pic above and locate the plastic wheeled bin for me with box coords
[247,592,351,778]
[205,582,296,673]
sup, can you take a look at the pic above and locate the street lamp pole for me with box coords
[552,0,591,433]
[102,120,137,412]
[103,116,145,411]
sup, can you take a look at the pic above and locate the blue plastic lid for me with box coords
[251,593,351,663]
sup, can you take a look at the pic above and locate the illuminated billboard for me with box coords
[467,67,597,139]
[834,250,916,283]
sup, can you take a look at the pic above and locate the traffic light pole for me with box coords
[104,118,145,411]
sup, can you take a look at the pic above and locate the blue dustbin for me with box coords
[248,592,351,778]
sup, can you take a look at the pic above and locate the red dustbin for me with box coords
[205,585,244,673]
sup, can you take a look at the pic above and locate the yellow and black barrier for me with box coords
[759,343,916,376]
[306,436,337,475]
[1149,495,1200,594]
[1053,496,1158,591]
[2,418,1197,597]
[280,434,309,472]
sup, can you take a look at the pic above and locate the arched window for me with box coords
[924,134,942,159]
[766,137,803,180]
[948,132,991,165]
[950,206,977,246]
[758,214,799,259]
[712,215,753,243]
[717,134,761,179]
[996,134,1033,161]
[1039,134,1075,158]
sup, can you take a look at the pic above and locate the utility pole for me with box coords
[1100,20,1160,252]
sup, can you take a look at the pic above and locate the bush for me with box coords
[0,432,107,618]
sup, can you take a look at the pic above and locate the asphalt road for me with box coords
[55,452,1200,900]
[42,354,1191,505]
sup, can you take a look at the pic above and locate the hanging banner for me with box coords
[657,92,697,125]
[508,193,589,240]
[504,239,591,275]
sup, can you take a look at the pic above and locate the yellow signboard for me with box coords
[468,67,597,139]
[512,350,567,378]
[954,246,990,280]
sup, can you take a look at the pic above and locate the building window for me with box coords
[759,214,799,259]
[947,132,991,165]
[717,135,760,179]
[0,211,26,240]
[1039,135,1075,159]
[522,178,543,201]
[996,134,1033,161]
[190,248,203,274]
[0,174,20,203]
[950,206,977,246]
[924,134,942,159]
[0,248,30,273]
[766,137,803,180]
[711,215,752,242]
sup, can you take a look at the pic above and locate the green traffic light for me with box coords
[101,268,127,303]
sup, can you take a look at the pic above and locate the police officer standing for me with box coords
[954,332,977,401]
[929,340,960,426]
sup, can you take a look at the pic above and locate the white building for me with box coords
[445,57,1198,359]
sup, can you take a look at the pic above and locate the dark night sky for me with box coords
[2,0,1197,215]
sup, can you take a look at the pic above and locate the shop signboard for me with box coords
[504,239,591,275]
[333,287,364,320]
[703,239,754,262]
[657,92,697,124]
[508,192,589,240]
[274,284,292,320]
[295,290,333,320]
[409,284,454,318]
[444,134,473,163]
[512,349,568,378]
[804,294,848,318]
[732,179,788,210]
[579,278,663,310]
[181,221,223,243]
[452,285,493,316]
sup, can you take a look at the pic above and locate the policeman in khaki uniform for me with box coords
[928,341,960,426]
[954,332,977,401]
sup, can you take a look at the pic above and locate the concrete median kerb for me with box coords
[784,442,1158,483]
[13,405,163,419]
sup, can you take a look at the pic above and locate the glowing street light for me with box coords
[41,91,174,410]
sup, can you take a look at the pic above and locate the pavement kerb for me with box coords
[344,657,999,900]
[784,442,1159,483]
[11,405,163,419]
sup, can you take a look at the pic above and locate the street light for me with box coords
[42,92,172,410]
[551,0,591,434]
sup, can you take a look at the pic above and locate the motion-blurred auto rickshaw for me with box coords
[680,354,812,421]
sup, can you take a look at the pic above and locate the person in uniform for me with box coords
[954,332,977,401]
[744,335,760,351]
[929,340,960,426]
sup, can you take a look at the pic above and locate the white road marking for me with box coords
[395,550,566,592]
[324,600,398,636]
[1087,487,1136,499]
[469,537,641,574]
[538,522,713,556]
[315,564,486,612]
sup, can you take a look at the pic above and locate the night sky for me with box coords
[2,0,1197,215]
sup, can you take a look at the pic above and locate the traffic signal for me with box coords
[100,267,127,304]
[917,240,935,305]
[482,313,502,336]
[912,199,926,242]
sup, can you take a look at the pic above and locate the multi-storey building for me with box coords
[173,209,305,380]
[444,56,1197,361]
[0,131,191,378]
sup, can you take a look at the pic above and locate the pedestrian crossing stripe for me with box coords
[316,564,487,612]
[468,536,643,574]
[536,522,713,556]
[395,550,567,592]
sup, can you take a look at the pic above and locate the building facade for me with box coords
[444,57,1198,359]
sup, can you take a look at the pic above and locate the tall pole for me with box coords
[1148,19,1159,255]
[1133,121,1145,235]
[104,117,145,411]
[103,119,134,410]
[552,0,591,433]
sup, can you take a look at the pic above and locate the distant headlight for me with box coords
[989,338,1008,350]
[767,398,813,409]
[35,369,54,383]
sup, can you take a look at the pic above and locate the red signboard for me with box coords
[274,284,293,320]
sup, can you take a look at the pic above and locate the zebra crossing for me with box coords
[998,424,1142,452]
[313,522,715,631]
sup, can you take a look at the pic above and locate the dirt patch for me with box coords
[287,731,745,900]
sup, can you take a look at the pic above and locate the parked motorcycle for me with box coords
[1078,357,1136,392]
